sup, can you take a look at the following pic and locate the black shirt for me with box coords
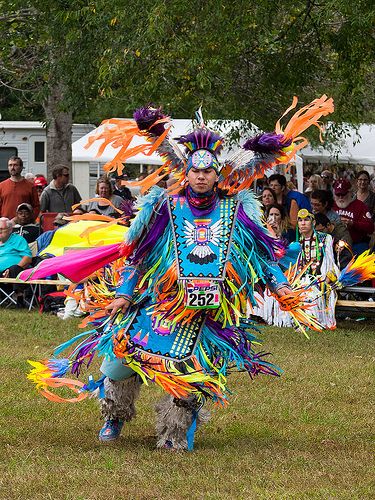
[12,224,40,243]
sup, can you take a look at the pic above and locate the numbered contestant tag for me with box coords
[184,280,220,309]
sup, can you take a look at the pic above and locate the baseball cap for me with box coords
[114,172,128,180]
[16,203,33,212]
[333,179,351,195]
[34,176,48,187]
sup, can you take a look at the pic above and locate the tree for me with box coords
[0,0,145,178]
[93,0,374,128]
[1,0,374,174]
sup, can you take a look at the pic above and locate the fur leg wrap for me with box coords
[155,395,210,450]
[100,375,141,422]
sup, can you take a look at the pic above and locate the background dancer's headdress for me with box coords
[86,96,334,194]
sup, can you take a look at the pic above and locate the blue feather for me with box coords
[126,186,166,244]
[47,358,71,377]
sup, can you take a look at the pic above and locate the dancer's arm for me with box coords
[262,261,291,296]
[106,265,140,317]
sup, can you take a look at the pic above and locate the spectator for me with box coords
[12,203,40,244]
[265,203,295,242]
[34,176,48,201]
[314,213,352,269]
[84,177,123,218]
[310,189,341,224]
[113,173,133,200]
[305,174,323,197]
[40,165,81,213]
[320,170,334,191]
[333,178,374,254]
[0,156,40,220]
[355,170,375,219]
[137,172,147,182]
[260,187,277,213]
[268,173,311,229]
[0,217,32,307]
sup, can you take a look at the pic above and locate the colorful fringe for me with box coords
[27,189,322,404]
[336,250,375,288]
[27,313,280,405]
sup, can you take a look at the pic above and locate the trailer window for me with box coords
[0,147,18,179]
[34,141,45,162]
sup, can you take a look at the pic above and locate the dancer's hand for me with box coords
[106,297,131,317]
[276,286,292,297]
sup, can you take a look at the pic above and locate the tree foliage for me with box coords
[92,0,374,129]
[0,0,374,155]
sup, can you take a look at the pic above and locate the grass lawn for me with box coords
[0,310,374,499]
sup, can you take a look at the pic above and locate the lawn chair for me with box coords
[39,212,59,232]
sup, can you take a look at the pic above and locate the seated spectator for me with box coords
[314,213,353,269]
[264,204,295,242]
[84,177,123,218]
[0,217,32,307]
[260,187,277,214]
[320,170,334,191]
[310,189,341,224]
[305,174,323,197]
[355,170,375,220]
[12,203,40,244]
[333,178,374,255]
[113,173,133,200]
[268,173,311,229]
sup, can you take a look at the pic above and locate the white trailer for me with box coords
[0,121,94,183]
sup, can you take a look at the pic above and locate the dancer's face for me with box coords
[298,217,313,237]
[187,168,218,194]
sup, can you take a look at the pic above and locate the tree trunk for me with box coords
[43,84,73,181]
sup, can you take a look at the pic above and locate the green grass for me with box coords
[0,310,374,499]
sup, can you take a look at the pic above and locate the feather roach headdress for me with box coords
[85,96,334,194]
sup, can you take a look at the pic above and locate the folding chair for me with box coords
[0,283,17,308]
[39,212,59,232]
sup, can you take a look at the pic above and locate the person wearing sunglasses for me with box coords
[320,169,334,191]
[40,165,82,213]
[333,178,374,254]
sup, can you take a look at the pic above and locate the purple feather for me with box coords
[177,128,223,153]
[133,105,168,136]
[243,132,292,154]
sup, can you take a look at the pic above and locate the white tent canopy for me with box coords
[72,119,252,165]
[71,118,305,196]
[300,124,375,166]
[72,119,252,198]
